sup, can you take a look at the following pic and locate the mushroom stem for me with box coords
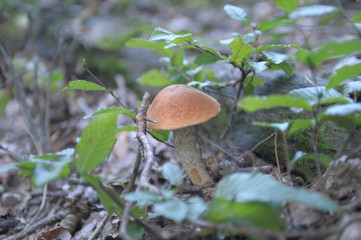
[173,127,213,185]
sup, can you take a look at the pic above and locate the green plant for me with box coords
[2,1,360,239]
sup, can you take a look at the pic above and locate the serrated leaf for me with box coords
[194,52,220,65]
[76,114,118,174]
[223,4,248,22]
[83,174,124,215]
[264,52,288,64]
[320,103,361,127]
[254,122,289,133]
[215,172,339,211]
[310,39,361,65]
[229,38,255,66]
[276,0,299,13]
[327,63,361,89]
[206,198,285,230]
[152,199,188,223]
[246,59,268,73]
[288,119,312,136]
[63,80,105,91]
[289,87,352,106]
[150,27,192,44]
[162,163,183,185]
[205,71,220,83]
[289,5,338,19]
[85,106,135,119]
[138,69,171,87]
[238,95,312,112]
[17,148,74,188]
[125,38,173,57]
[187,196,207,220]
[124,190,164,206]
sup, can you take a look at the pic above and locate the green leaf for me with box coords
[124,190,164,206]
[0,164,17,174]
[171,50,184,67]
[289,5,338,19]
[215,172,339,211]
[82,174,124,215]
[238,95,312,112]
[327,63,361,89]
[276,0,299,13]
[257,44,298,52]
[205,71,220,83]
[320,103,361,127]
[290,152,332,166]
[127,223,144,240]
[229,38,255,66]
[85,106,135,119]
[254,122,289,133]
[223,4,250,25]
[150,27,192,44]
[290,151,307,164]
[194,52,220,65]
[244,76,264,87]
[62,80,105,91]
[289,87,352,107]
[353,12,361,23]
[162,163,183,185]
[258,17,295,33]
[187,196,207,220]
[152,199,188,223]
[17,148,74,188]
[342,81,361,94]
[0,91,9,117]
[138,69,171,87]
[206,198,285,230]
[149,130,170,142]
[117,126,137,132]
[325,103,361,116]
[310,39,361,64]
[76,114,118,174]
[277,61,294,76]
[288,119,312,136]
[125,38,173,57]
[246,59,268,73]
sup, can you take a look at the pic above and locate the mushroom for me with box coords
[147,84,220,185]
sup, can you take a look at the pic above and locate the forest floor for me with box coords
[1,1,361,239]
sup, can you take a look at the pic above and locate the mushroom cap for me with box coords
[147,84,220,130]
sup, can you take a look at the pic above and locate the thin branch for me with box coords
[274,131,283,183]
[0,41,43,154]
[238,131,276,160]
[89,212,109,240]
[82,59,127,109]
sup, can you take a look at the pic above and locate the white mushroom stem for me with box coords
[173,127,213,185]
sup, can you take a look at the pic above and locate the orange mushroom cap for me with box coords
[147,84,221,130]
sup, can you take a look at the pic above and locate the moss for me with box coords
[254,126,337,184]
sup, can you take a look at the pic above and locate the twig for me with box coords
[220,68,253,141]
[136,92,159,192]
[89,212,109,240]
[0,40,43,154]
[238,131,276,160]
[82,59,127,109]
[185,40,224,61]
[274,131,283,183]
[123,148,142,194]
[8,210,69,240]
